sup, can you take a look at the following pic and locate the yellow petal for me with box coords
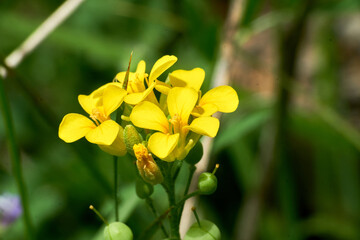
[124,82,156,105]
[78,83,122,114]
[149,55,177,83]
[98,125,126,156]
[136,60,146,76]
[59,113,95,143]
[187,117,219,137]
[167,87,198,122]
[169,68,205,91]
[85,120,119,145]
[78,94,98,115]
[103,84,127,116]
[154,80,171,95]
[130,101,169,133]
[114,72,137,86]
[199,85,239,113]
[148,132,179,160]
[191,103,218,117]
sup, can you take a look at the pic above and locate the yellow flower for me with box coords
[58,83,127,156]
[156,68,239,117]
[130,87,219,161]
[114,55,177,105]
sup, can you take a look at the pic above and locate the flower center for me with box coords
[90,108,108,125]
[169,114,181,134]
[127,73,145,94]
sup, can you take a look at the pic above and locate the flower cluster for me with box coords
[59,55,238,182]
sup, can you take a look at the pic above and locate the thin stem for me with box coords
[113,156,119,221]
[2,0,85,71]
[183,165,196,197]
[162,162,181,239]
[177,191,200,207]
[146,198,169,238]
[168,173,180,239]
[191,207,201,228]
[0,76,34,239]
[89,205,109,226]
[136,207,171,240]
[177,164,197,227]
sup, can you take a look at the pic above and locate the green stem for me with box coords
[0,75,34,239]
[136,207,171,240]
[177,191,200,207]
[146,198,169,238]
[184,164,196,197]
[113,156,119,221]
[162,162,181,239]
[176,164,197,226]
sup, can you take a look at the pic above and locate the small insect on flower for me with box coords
[0,193,22,227]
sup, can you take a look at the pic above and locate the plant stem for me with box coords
[0,76,34,239]
[184,164,196,197]
[113,156,119,221]
[162,162,181,239]
[146,198,169,238]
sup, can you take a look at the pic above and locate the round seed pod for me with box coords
[198,172,217,195]
[104,222,133,240]
[185,141,203,165]
[184,220,221,240]
[135,178,154,199]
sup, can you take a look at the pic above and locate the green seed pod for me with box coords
[104,222,133,240]
[123,125,143,156]
[184,220,221,240]
[185,141,203,165]
[135,178,154,199]
[198,172,217,195]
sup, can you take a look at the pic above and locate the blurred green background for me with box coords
[1,0,360,239]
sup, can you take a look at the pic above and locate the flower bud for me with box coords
[185,141,203,165]
[123,125,143,156]
[184,220,221,240]
[134,143,164,185]
[104,222,133,240]
[135,178,154,199]
[98,125,127,157]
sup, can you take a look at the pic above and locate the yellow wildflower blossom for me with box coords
[58,83,127,156]
[114,55,177,105]
[156,68,239,117]
[130,87,220,161]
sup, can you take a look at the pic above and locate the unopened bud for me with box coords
[123,125,143,156]
[134,144,163,185]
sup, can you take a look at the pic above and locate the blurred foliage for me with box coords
[1,0,360,240]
